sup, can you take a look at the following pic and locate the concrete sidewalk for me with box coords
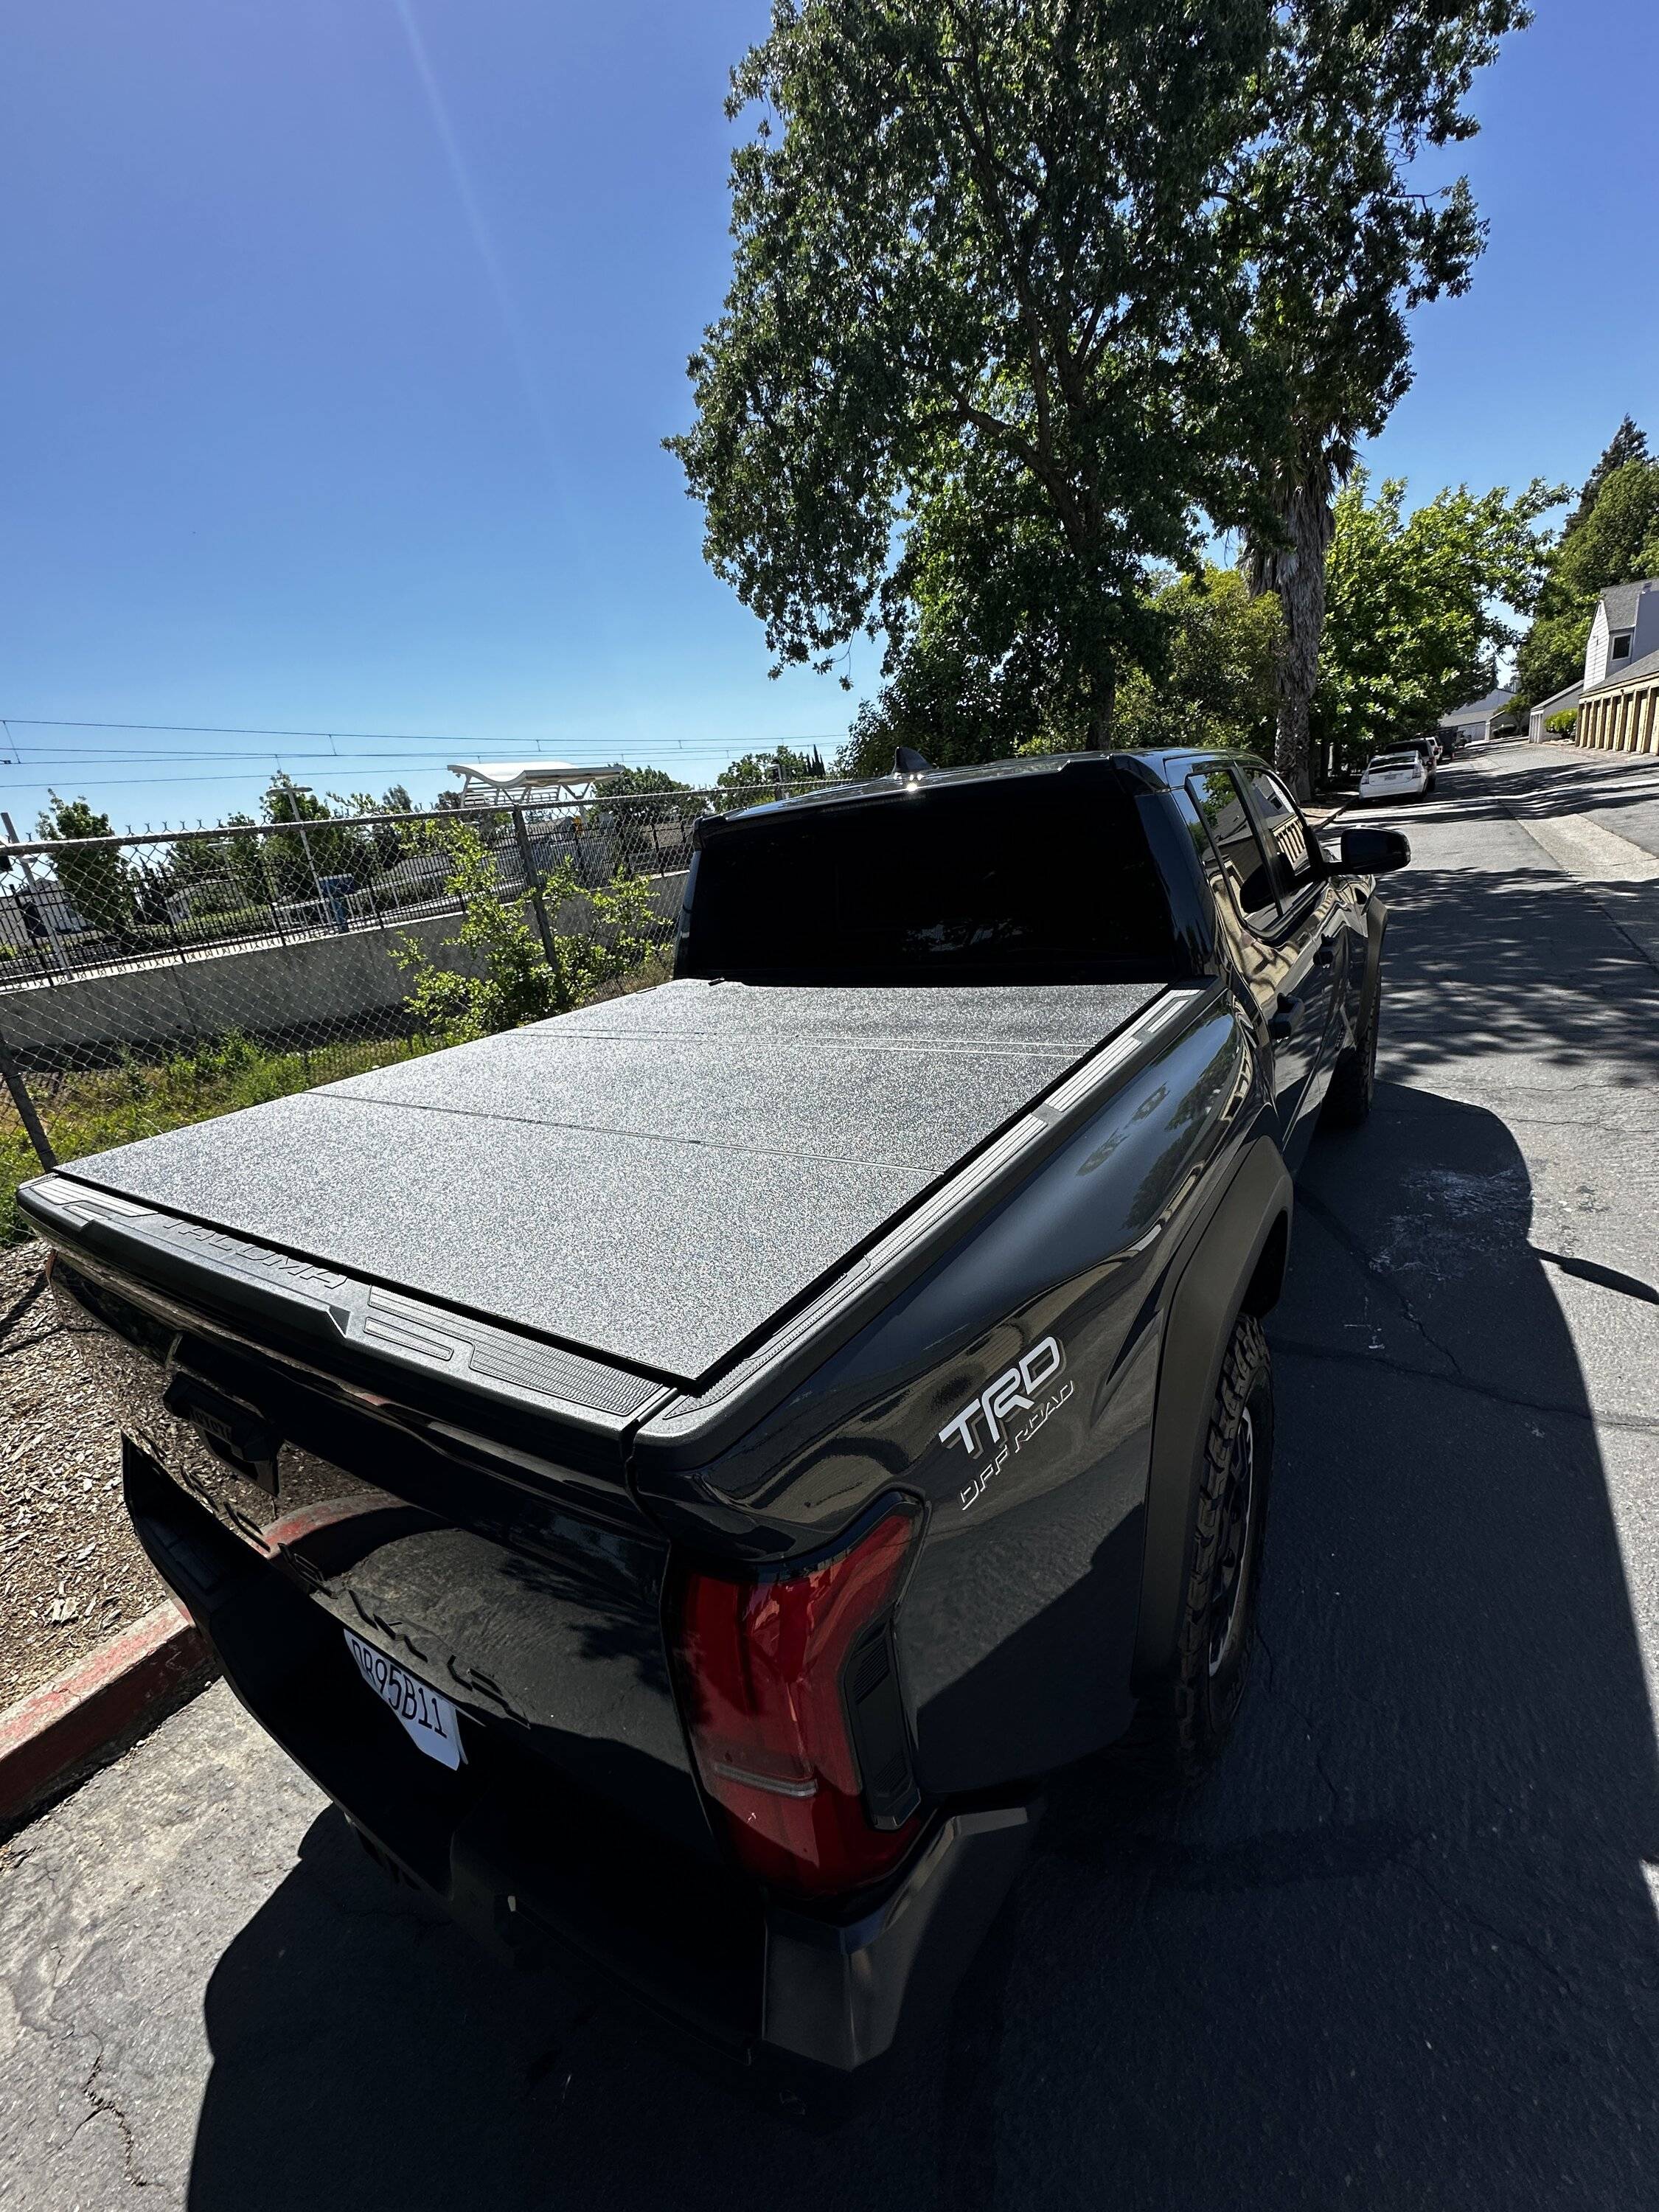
[1499,737,1659,861]
[1482,740,1659,969]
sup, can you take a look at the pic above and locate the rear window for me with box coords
[679,773,1179,984]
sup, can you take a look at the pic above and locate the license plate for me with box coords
[344,1629,465,1770]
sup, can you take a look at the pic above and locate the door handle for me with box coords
[1267,993,1301,1041]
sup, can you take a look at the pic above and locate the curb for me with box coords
[0,1602,217,1832]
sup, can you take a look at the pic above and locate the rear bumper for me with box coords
[123,1441,1035,2104]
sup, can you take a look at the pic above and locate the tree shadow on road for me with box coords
[1359,861,1659,1095]
[183,1089,1659,2212]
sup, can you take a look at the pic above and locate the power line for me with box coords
[0,744,777,765]
[2,716,482,740]
[1,752,750,772]
[0,715,845,745]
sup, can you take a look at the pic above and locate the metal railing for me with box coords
[0,775,846,1228]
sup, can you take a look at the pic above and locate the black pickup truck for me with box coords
[19,749,1405,2109]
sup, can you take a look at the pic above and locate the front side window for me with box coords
[1612,633,1632,660]
[1243,766,1318,900]
[1185,768,1280,932]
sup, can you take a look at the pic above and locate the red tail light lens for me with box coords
[670,1502,923,1899]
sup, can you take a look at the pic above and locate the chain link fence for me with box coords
[0,775,845,1235]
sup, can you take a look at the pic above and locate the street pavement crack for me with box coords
[1254,1624,1342,1816]
[1405,1863,1573,1991]
[1293,1186,1469,1381]
[1273,1337,1659,1434]
[72,2045,154,2191]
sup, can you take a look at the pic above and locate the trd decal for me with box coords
[939,1336,1074,1512]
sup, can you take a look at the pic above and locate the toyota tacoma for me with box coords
[18,749,1405,2110]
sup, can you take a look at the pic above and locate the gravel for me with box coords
[0,1241,166,1711]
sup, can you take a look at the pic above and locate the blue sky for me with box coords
[1,0,1655,833]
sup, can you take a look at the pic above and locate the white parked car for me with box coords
[1357,751,1430,801]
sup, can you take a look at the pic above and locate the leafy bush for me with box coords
[393,821,668,1048]
[1545,709,1579,737]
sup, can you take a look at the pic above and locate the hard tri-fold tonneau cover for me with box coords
[39,976,1169,1391]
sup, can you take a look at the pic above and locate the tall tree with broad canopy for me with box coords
[1237,1,1530,799]
[1514,423,1659,710]
[673,1,1527,790]
[1314,467,1561,772]
[669,0,1279,753]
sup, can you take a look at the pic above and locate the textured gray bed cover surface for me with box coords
[61,978,1166,1382]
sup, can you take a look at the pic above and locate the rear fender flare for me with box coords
[1130,1137,1293,1694]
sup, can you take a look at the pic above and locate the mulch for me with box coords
[0,1242,166,1711]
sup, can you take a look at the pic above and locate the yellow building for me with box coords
[1577,644,1659,754]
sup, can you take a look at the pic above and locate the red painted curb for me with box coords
[0,1602,216,1829]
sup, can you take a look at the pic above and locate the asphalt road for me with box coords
[4,741,1658,2211]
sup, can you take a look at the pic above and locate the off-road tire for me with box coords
[1163,1313,1274,1780]
[1323,975,1381,1129]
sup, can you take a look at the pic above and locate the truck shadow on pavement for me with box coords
[183,1085,1659,2212]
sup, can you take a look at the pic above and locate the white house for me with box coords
[1582,580,1659,689]
[1438,686,1517,745]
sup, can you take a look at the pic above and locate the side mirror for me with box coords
[1336,827,1411,874]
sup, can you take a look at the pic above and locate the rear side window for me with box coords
[1186,768,1280,931]
[1242,767,1318,900]
[680,773,1180,984]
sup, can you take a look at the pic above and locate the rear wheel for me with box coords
[1133,1314,1273,1781]
[1323,973,1381,1128]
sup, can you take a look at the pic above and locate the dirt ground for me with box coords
[0,1241,165,1711]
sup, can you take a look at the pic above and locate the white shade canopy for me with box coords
[446,761,626,806]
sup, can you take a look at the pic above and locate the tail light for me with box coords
[669,1500,924,1899]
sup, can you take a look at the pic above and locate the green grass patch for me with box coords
[1,949,675,1245]
[1,1031,421,1244]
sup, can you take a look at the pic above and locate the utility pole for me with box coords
[273,779,327,912]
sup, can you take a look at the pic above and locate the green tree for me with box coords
[599,766,699,860]
[1235,1,1531,799]
[1559,415,1647,538]
[258,776,369,897]
[1314,468,1561,772]
[600,765,695,825]
[1515,434,1659,708]
[838,471,1129,772]
[394,823,664,1046]
[714,745,829,809]
[604,767,692,799]
[1115,567,1283,757]
[35,793,135,937]
[344,784,418,872]
[669,0,1276,752]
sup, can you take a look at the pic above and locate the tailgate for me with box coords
[31,1183,715,1866]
